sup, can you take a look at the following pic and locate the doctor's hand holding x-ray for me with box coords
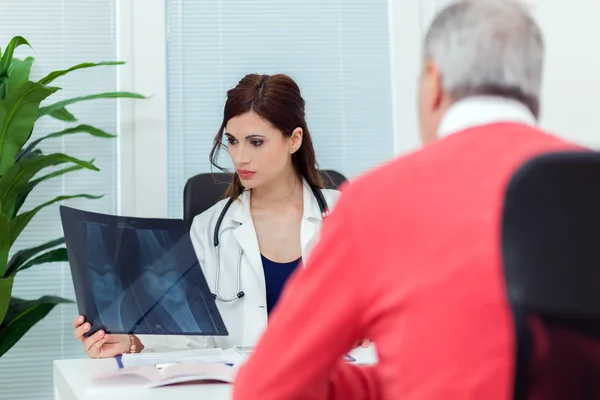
[73,73,368,358]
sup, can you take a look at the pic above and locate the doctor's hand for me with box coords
[72,315,133,359]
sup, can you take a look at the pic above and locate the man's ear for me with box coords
[425,59,444,111]
[289,127,303,154]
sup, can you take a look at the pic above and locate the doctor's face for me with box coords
[225,111,299,189]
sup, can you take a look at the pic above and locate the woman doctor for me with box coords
[72,73,343,357]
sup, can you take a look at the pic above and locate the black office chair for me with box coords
[501,151,600,400]
[183,169,347,229]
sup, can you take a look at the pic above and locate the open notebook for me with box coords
[90,362,236,388]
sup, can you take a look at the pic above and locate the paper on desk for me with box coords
[121,348,245,368]
[91,361,236,388]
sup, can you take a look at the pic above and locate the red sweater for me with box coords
[233,124,585,400]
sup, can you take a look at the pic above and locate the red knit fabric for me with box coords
[233,123,586,400]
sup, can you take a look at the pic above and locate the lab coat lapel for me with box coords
[230,191,265,290]
[300,178,323,260]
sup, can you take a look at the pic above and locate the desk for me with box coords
[53,346,378,400]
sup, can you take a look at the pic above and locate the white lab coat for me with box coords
[138,177,340,352]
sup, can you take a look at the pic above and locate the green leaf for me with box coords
[11,186,33,218]
[30,163,90,186]
[0,57,34,100]
[8,57,34,91]
[16,148,41,162]
[18,124,116,161]
[0,36,31,76]
[38,91,146,119]
[6,237,64,277]
[48,107,77,122]
[0,213,8,276]
[0,78,7,100]
[12,163,89,217]
[10,149,42,218]
[41,124,115,141]
[0,295,72,357]
[10,149,46,215]
[0,153,99,217]
[0,277,14,325]
[38,61,125,85]
[9,194,102,246]
[0,81,60,174]
[8,248,67,276]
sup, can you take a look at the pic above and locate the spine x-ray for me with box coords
[60,206,228,337]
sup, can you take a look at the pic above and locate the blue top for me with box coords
[261,254,301,315]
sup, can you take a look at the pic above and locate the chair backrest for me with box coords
[501,151,600,400]
[183,169,347,228]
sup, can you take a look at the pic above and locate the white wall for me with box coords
[390,0,600,154]
[533,0,600,148]
[117,0,169,218]
[388,1,423,156]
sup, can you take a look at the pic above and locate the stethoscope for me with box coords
[211,185,329,302]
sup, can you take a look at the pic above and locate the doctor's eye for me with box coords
[226,137,238,145]
[250,140,263,147]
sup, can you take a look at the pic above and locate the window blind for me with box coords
[165,0,395,218]
[0,1,118,399]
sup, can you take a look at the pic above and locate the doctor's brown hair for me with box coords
[209,73,324,199]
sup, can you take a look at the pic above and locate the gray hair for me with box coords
[424,0,544,118]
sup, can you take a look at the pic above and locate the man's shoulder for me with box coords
[420,122,586,165]
[338,123,587,206]
[451,122,584,150]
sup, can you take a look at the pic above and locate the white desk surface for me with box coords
[53,346,378,400]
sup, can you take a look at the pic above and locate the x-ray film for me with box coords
[59,206,228,337]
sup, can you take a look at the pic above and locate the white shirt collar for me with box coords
[437,96,537,137]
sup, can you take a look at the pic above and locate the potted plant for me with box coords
[0,35,144,357]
